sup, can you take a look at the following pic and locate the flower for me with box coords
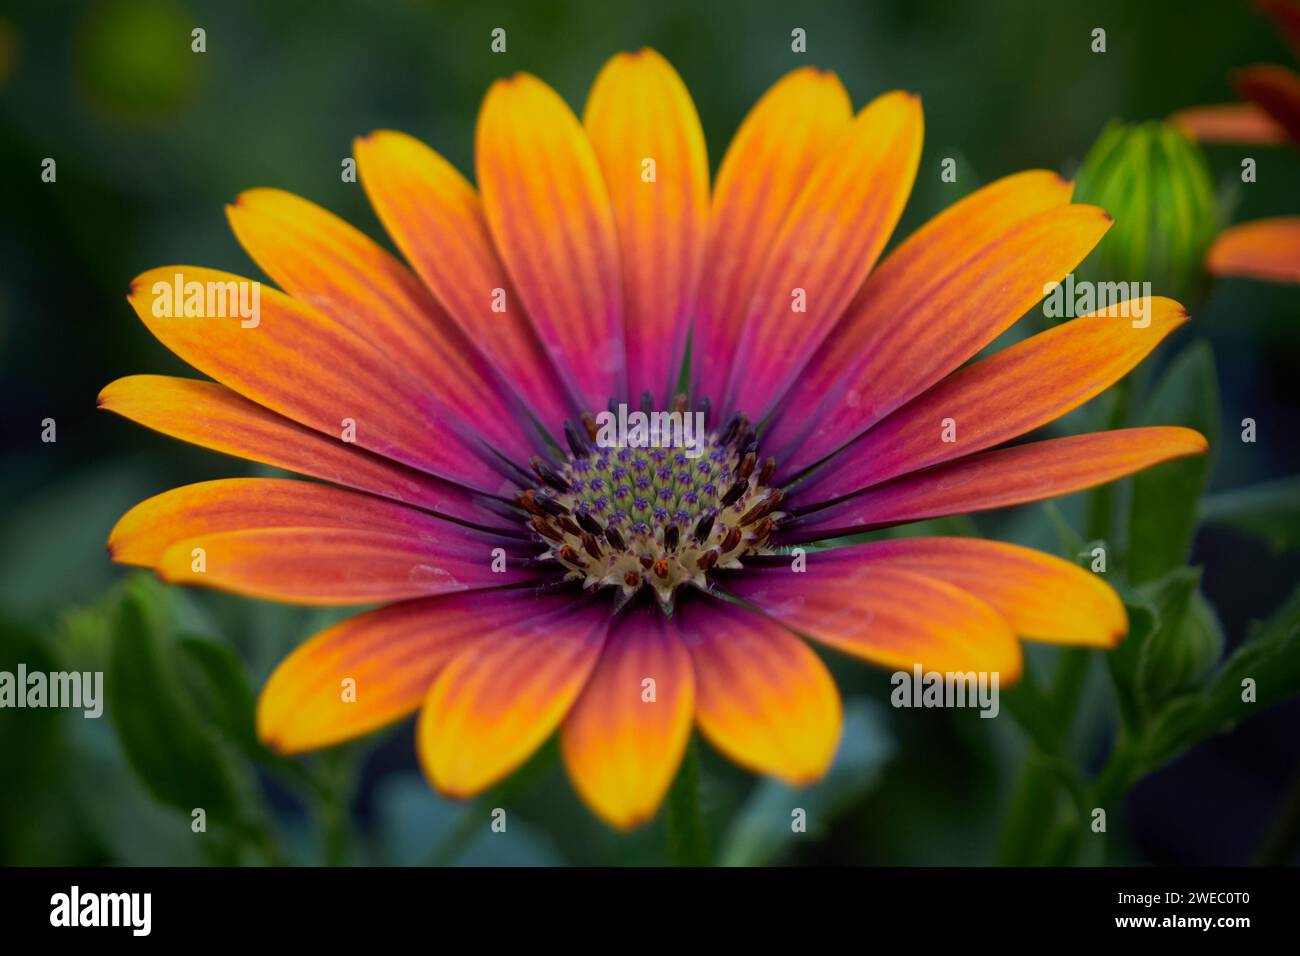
[1171,0,1300,283]
[101,49,1206,829]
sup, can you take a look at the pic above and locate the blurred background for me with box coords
[1,0,1298,866]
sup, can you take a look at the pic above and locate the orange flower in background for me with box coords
[1173,0,1300,283]
[101,50,1205,828]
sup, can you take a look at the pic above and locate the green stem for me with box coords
[1254,772,1300,866]
[666,740,710,866]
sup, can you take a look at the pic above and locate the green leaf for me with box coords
[1140,585,1300,771]
[176,635,259,755]
[107,577,260,832]
[718,700,893,866]
[1199,476,1300,553]
[1127,341,1218,583]
[1108,568,1223,727]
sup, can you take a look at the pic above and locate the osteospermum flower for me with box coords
[1173,0,1300,283]
[102,50,1207,829]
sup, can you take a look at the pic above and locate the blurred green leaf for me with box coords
[718,700,893,866]
[1109,568,1222,727]
[1199,476,1300,553]
[107,576,261,834]
[1140,585,1300,771]
[176,635,259,755]
[373,774,564,867]
[1127,341,1218,583]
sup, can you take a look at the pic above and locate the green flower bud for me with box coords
[1074,120,1219,303]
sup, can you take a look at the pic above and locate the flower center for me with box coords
[517,398,785,613]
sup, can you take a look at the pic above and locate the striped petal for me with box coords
[418,600,608,799]
[109,478,535,603]
[560,607,694,829]
[787,427,1208,540]
[676,597,841,785]
[724,564,1022,679]
[1207,217,1300,284]
[796,298,1190,502]
[692,67,852,403]
[1170,102,1288,145]
[723,90,924,419]
[584,49,709,404]
[98,375,515,530]
[354,130,575,432]
[1235,64,1300,145]
[128,266,518,494]
[258,589,557,753]
[800,539,1125,646]
[226,188,541,462]
[767,199,1111,477]
[476,73,625,411]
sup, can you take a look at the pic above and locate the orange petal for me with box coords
[768,199,1111,476]
[354,130,575,432]
[805,539,1126,647]
[560,607,694,829]
[797,298,1190,501]
[725,564,1022,680]
[98,375,514,530]
[1169,102,1289,145]
[723,90,924,419]
[226,188,541,463]
[584,49,709,404]
[418,600,608,799]
[1235,63,1300,145]
[789,427,1209,539]
[692,67,852,401]
[1207,217,1300,283]
[676,598,841,785]
[258,589,555,753]
[476,73,625,410]
[110,478,533,604]
[127,266,517,494]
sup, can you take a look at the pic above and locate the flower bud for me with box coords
[1074,120,1219,302]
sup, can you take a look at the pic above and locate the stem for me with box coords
[666,740,710,866]
[1254,772,1300,866]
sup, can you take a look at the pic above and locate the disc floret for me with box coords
[519,403,784,613]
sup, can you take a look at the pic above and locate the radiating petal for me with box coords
[418,600,608,798]
[584,49,709,404]
[676,597,841,785]
[766,200,1111,477]
[127,266,518,494]
[1207,217,1300,283]
[724,564,1022,679]
[799,538,1125,646]
[476,73,625,410]
[787,427,1208,540]
[1235,63,1300,144]
[110,478,535,603]
[355,130,575,432]
[227,188,542,462]
[723,90,924,419]
[796,298,1190,501]
[560,607,694,829]
[1170,102,1289,144]
[258,589,560,753]
[692,67,852,402]
[98,375,515,530]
